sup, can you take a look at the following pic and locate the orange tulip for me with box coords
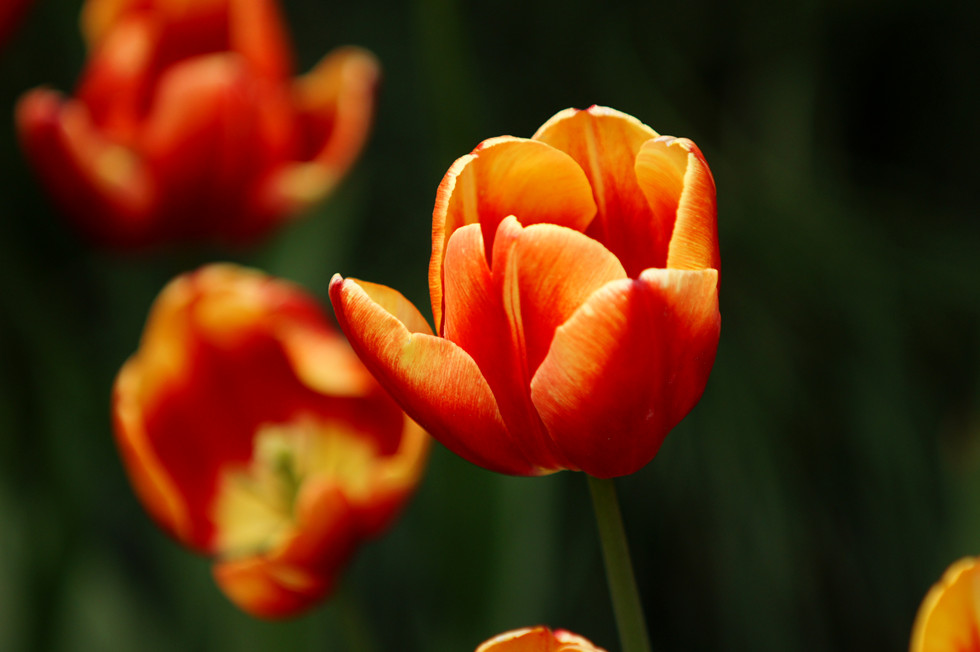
[477,627,607,652]
[910,557,980,652]
[17,0,378,247]
[113,264,428,618]
[0,0,32,47]
[331,106,720,478]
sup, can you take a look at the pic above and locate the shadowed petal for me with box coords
[429,137,597,331]
[330,275,542,475]
[531,268,720,478]
[16,88,155,246]
[533,106,667,278]
[635,136,719,273]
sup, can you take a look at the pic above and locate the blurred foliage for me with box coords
[1,0,978,650]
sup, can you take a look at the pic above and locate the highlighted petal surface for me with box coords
[430,137,596,330]
[635,137,719,273]
[533,106,665,277]
[911,557,980,652]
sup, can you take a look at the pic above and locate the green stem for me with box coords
[588,476,652,652]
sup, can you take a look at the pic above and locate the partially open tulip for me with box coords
[113,264,428,617]
[477,627,606,652]
[17,0,378,247]
[910,557,980,652]
[331,106,720,478]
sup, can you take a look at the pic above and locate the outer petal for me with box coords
[533,106,666,278]
[530,268,720,478]
[75,15,159,141]
[330,275,541,475]
[16,88,156,246]
[635,137,719,273]
[502,219,627,375]
[911,557,980,652]
[429,137,597,331]
[258,47,380,219]
[227,0,294,80]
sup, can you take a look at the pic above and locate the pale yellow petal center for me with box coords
[212,418,376,559]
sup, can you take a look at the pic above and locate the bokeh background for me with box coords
[1,0,978,650]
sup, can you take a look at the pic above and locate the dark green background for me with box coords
[1,0,978,650]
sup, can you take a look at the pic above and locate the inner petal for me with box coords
[212,418,377,559]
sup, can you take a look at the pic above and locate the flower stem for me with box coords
[588,475,652,652]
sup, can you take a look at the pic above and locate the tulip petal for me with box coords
[138,53,293,240]
[502,220,627,375]
[16,88,155,246]
[228,0,294,80]
[533,106,669,278]
[429,137,597,331]
[911,557,980,652]
[635,137,719,273]
[259,47,380,217]
[75,16,158,140]
[330,275,541,475]
[531,268,720,477]
[442,221,563,470]
[113,358,192,543]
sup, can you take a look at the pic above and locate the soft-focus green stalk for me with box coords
[588,476,652,652]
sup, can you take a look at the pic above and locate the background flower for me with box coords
[16,0,378,247]
[113,264,429,617]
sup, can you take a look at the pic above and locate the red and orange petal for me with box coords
[530,267,720,478]
[330,275,544,475]
[532,106,666,278]
[429,136,597,332]
[82,0,295,81]
[476,627,607,652]
[114,265,428,587]
[911,557,980,652]
[15,89,156,246]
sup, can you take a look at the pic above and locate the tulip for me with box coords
[113,264,428,618]
[910,557,980,652]
[477,627,606,652]
[17,0,378,247]
[331,106,720,478]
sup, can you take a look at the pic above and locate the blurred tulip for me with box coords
[331,106,720,478]
[0,0,31,47]
[113,264,428,618]
[17,0,378,247]
[477,627,607,652]
[910,557,980,652]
